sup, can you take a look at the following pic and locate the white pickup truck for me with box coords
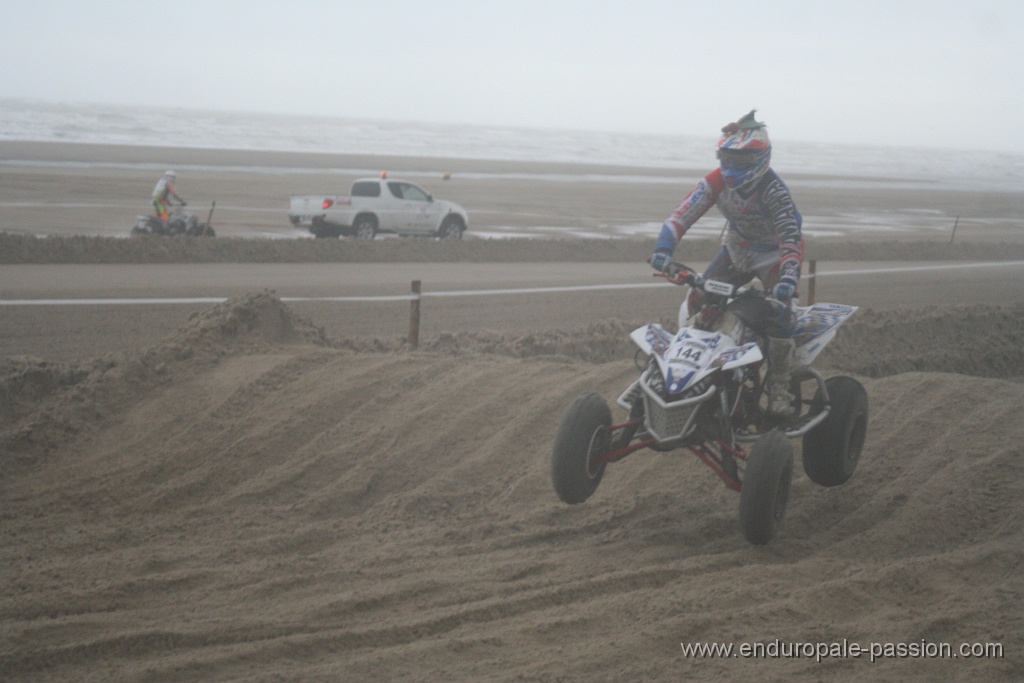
[289,176,468,239]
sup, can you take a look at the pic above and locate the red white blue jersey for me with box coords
[660,167,804,286]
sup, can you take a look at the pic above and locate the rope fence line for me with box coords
[0,283,668,307]
[3,260,1024,347]
[4,259,1022,308]
[0,280,710,308]
[5,259,1022,308]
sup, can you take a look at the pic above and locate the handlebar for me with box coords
[652,260,697,286]
[652,260,762,302]
[653,261,734,292]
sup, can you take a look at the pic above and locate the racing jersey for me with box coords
[657,168,804,287]
[152,177,176,202]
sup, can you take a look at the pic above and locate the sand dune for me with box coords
[3,140,1022,680]
[2,292,1021,681]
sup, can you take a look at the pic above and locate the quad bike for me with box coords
[551,261,868,545]
[131,202,216,237]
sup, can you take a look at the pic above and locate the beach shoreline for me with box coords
[2,140,1021,242]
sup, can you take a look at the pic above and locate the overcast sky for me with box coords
[2,0,1022,153]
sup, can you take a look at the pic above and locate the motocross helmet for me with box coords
[716,110,771,191]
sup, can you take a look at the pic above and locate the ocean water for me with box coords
[2,98,1022,193]
[1,98,1021,241]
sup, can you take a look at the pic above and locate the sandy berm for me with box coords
[1,141,1023,681]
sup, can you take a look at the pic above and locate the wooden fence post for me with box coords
[408,280,421,348]
[807,260,817,305]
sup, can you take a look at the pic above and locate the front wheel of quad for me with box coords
[739,430,793,545]
[802,376,868,487]
[551,393,612,504]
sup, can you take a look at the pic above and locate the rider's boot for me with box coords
[766,336,796,419]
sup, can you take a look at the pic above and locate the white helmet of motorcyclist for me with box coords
[164,170,176,180]
[716,110,771,191]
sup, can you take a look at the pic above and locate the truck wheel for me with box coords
[353,216,376,240]
[802,376,868,487]
[739,430,793,545]
[551,393,611,504]
[438,216,464,239]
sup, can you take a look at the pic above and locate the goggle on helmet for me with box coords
[716,110,771,190]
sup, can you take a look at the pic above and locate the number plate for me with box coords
[704,279,734,296]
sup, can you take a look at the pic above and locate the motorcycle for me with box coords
[551,261,868,545]
[130,202,216,237]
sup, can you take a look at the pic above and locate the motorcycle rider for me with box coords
[152,170,186,222]
[649,110,804,418]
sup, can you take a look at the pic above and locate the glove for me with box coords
[650,249,674,273]
[773,281,796,303]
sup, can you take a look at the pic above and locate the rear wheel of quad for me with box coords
[802,376,868,487]
[739,430,793,545]
[551,393,612,504]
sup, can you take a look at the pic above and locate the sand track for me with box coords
[2,292,1022,681]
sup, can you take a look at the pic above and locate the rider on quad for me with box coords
[649,110,804,418]
[152,170,186,223]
